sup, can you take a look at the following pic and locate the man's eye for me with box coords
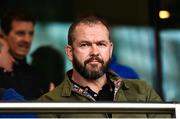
[29,31,34,36]
[80,44,88,47]
[16,32,25,36]
[98,43,106,47]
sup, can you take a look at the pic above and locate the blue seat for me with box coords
[0,88,37,118]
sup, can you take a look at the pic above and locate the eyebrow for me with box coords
[79,40,109,44]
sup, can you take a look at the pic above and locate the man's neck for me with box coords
[72,69,107,93]
[13,56,27,66]
[10,50,25,60]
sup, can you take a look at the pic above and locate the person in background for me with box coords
[0,35,37,118]
[31,46,65,93]
[38,14,171,118]
[0,35,23,101]
[0,9,44,100]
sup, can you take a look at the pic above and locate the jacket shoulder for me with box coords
[38,84,63,101]
[122,80,162,102]
[38,79,72,101]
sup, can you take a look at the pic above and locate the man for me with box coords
[0,35,24,101]
[0,35,38,117]
[31,46,65,92]
[38,15,170,118]
[0,10,44,100]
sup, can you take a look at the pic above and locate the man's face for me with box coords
[66,23,113,80]
[5,20,34,59]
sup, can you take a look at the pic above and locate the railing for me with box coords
[0,102,178,118]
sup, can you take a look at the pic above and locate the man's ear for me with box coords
[110,42,113,57]
[65,45,73,61]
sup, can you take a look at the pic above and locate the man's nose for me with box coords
[90,44,99,56]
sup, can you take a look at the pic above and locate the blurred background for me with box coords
[0,0,179,102]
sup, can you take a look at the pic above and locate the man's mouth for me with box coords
[18,43,30,49]
[88,61,99,65]
[90,60,99,62]
[85,57,104,65]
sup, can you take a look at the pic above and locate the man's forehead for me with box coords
[11,20,34,26]
[76,22,105,28]
[74,23,109,35]
[72,23,110,41]
[11,21,34,30]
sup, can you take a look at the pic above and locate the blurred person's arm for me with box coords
[0,36,15,72]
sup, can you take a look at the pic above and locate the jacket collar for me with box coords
[107,70,129,90]
[14,58,27,66]
[60,69,130,97]
[60,72,73,97]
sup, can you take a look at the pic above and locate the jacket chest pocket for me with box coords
[115,89,146,102]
